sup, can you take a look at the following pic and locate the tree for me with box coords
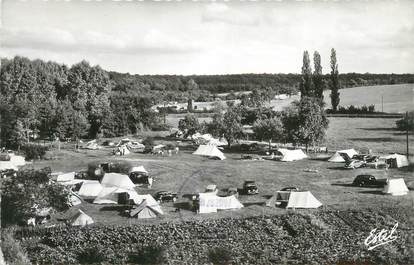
[282,97,329,151]
[186,79,198,112]
[300,51,313,98]
[1,168,70,225]
[252,117,284,150]
[396,111,414,131]
[178,114,200,137]
[329,48,340,111]
[222,106,244,148]
[313,51,324,100]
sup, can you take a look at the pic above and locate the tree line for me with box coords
[0,57,162,148]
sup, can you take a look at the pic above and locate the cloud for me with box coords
[0,27,202,54]
[202,3,259,26]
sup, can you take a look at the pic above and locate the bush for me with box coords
[208,247,232,265]
[77,247,107,264]
[396,112,414,131]
[21,144,49,160]
[1,230,31,265]
[142,137,155,153]
[128,245,165,265]
[151,123,171,131]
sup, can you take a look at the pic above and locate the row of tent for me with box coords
[328,148,409,168]
[192,145,309,162]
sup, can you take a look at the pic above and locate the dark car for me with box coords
[227,187,239,198]
[353,175,387,187]
[280,187,299,192]
[154,191,178,203]
[243,181,259,195]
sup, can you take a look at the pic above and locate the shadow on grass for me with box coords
[173,202,193,211]
[358,190,383,195]
[309,157,330,161]
[398,164,414,172]
[331,183,354,187]
[327,167,349,170]
[348,137,395,142]
[358,127,397,131]
[243,201,266,207]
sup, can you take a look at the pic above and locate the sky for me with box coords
[1,0,413,75]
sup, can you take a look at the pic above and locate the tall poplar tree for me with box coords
[329,48,340,111]
[313,51,324,101]
[299,51,313,98]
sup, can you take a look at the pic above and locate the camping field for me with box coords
[16,129,414,264]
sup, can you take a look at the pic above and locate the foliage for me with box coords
[300,51,314,98]
[142,137,155,153]
[208,247,233,265]
[282,97,329,149]
[21,144,49,160]
[252,116,284,149]
[128,245,165,265]
[1,230,31,265]
[206,106,244,148]
[239,88,274,108]
[326,104,376,114]
[330,48,341,111]
[77,247,107,264]
[1,167,70,225]
[396,111,414,131]
[313,51,324,100]
[178,114,200,137]
[240,107,277,125]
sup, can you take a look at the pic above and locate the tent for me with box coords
[286,191,322,208]
[328,149,358,163]
[207,138,228,147]
[381,153,409,168]
[101,173,135,189]
[55,172,76,182]
[383,178,409,196]
[129,166,148,174]
[70,210,94,226]
[114,145,130,156]
[129,199,163,219]
[277,149,307,162]
[84,139,100,150]
[0,154,26,171]
[78,181,103,198]
[198,193,243,213]
[93,187,134,204]
[68,192,82,206]
[193,145,226,160]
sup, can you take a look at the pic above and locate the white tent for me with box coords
[277,149,307,162]
[78,181,103,198]
[0,154,26,171]
[286,191,322,208]
[207,138,228,147]
[198,193,243,213]
[70,210,94,227]
[193,145,226,160]
[100,173,135,189]
[381,153,409,168]
[56,172,76,182]
[129,199,163,219]
[93,188,162,212]
[128,166,148,174]
[383,178,409,196]
[328,149,358,163]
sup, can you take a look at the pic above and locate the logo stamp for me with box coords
[364,223,398,250]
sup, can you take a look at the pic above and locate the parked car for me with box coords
[352,175,387,187]
[129,172,153,187]
[227,187,239,198]
[154,191,178,203]
[345,160,367,169]
[243,181,259,195]
[280,187,299,192]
